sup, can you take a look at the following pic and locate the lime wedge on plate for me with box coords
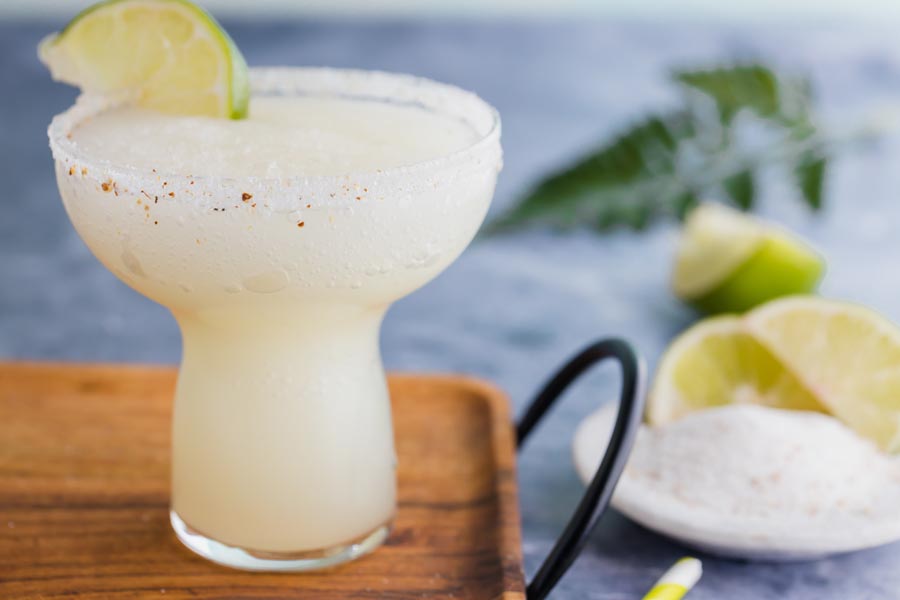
[39,0,249,118]
[747,297,900,453]
[673,203,825,314]
[647,315,824,426]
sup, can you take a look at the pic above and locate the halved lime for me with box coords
[39,0,249,118]
[647,315,824,426]
[747,296,900,453]
[672,203,825,314]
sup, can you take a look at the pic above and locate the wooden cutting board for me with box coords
[0,363,526,599]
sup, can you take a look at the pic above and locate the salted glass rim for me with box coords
[47,66,502,186]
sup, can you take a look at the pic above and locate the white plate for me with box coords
[572,403,900,561]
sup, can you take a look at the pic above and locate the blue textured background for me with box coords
[3,18,900,598]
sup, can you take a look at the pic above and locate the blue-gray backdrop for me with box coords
[2,18,899,599]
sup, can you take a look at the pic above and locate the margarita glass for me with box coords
[48,68,501,570]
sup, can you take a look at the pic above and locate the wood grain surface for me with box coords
[0,363,526,599]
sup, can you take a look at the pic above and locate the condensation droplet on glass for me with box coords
[242,269,289,294]
[405,244,441,270]
[121,249,146,277]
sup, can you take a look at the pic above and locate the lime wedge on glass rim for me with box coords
[38,0,249,119]
[672,203,826,314]
[646,315,825,426]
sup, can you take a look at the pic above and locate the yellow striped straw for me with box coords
[641,557,703,600]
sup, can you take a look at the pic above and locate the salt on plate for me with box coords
[572,403,900,561]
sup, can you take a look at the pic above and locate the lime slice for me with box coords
[746,297,900,453]
[672,203,825,314]
[39,0,249,118]
[647,315,824,426]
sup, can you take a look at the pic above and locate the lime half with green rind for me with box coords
[647,315,825,426]
[672,203,825,315]
[746,296,900,453]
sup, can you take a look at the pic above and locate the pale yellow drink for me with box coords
[49,68,501,569]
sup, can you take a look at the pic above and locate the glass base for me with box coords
[170,510,391,571]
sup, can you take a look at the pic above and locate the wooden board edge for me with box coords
[389,372,528,596]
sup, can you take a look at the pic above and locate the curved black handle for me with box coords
[516,338,646,600]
